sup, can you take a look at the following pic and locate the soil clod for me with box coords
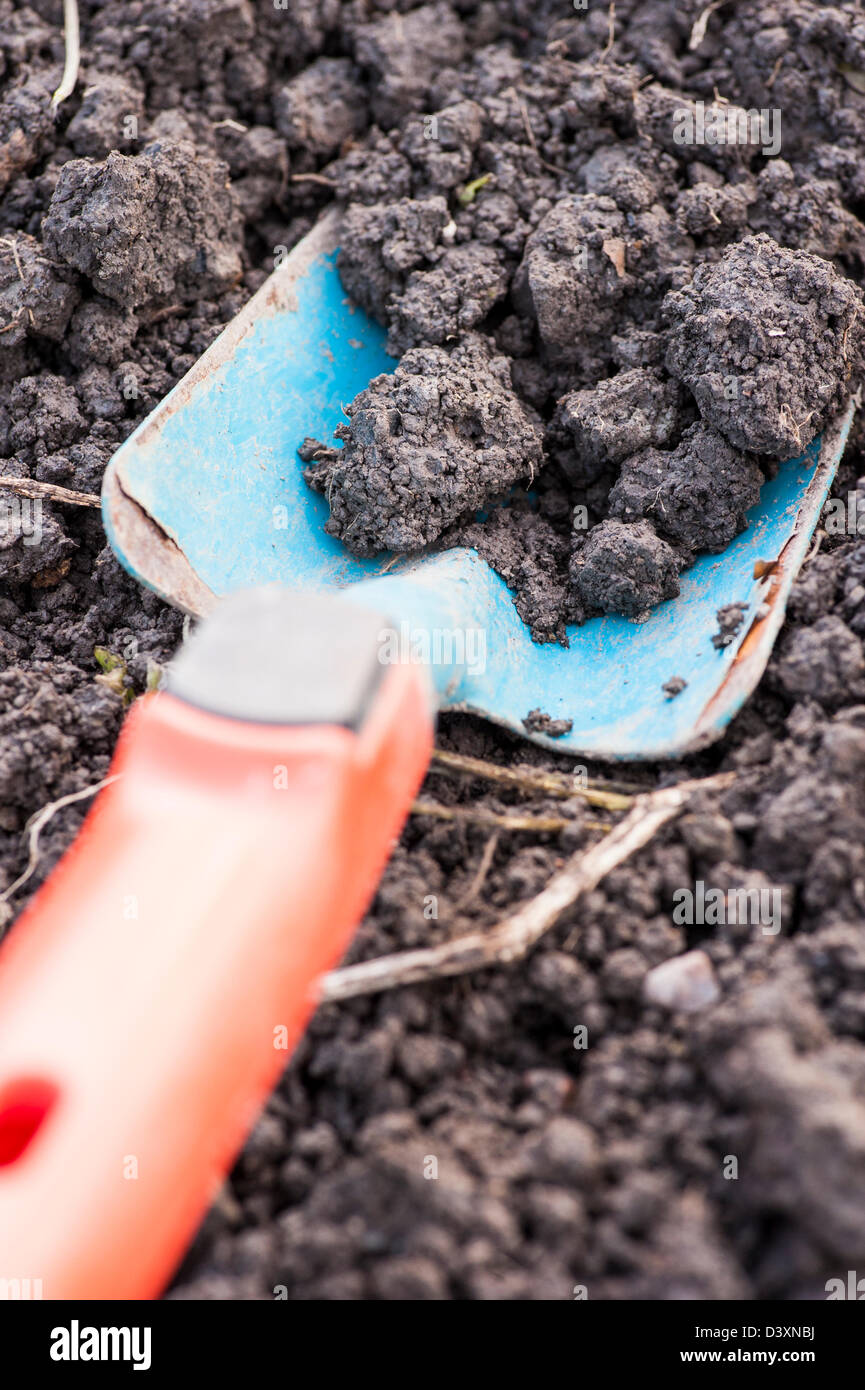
[712,601,750,650]
[522,708,574,739]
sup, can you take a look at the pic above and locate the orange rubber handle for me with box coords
[0,663,432,1299]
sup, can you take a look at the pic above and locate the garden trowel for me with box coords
[0,206,853,1300]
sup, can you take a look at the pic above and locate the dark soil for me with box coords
[2,0,865,1302]
[303,7,865,630]
[609,422,764,559]
[712,600,750,651]
[303,331,543,554]
[571,516,681,619]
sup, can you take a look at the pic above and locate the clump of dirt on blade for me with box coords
[302,20,865,632]
[303,333,543,555]
[712,601,750,650]
[570,518,681,620]
[447,505,574,644]
[548,368,689,487]
[609,422,765,557]
[522,708,573,739]
[664,234,865,457]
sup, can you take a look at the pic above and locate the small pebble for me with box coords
[662,675,687,698]
[643,949,720,1013]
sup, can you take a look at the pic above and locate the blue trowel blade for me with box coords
[102,209,855,760]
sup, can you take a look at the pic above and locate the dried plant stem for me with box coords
[0,775,120,923]
[290,173,336,188]
[601,2,616,59]
[411,797,596,834]
[320,774,733,1002]
[513,90,566,177]
[765,54,784,90]
[52,0,81,108]
[689,1,726,51]
[454,831,500,910]
[0,477,100,508]
[430,747,638,810]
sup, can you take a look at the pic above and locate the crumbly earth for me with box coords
[522,708,574,739]
[445,502,574,644]
[713,601,750,651]
[43,138,244,310]
[609,422,765,558]
[303,333,543,555]
[548,368,690,488]
[2,0,865,1305]
[570,518,681,620]
[663,235,865,457]
[306,9,865,632]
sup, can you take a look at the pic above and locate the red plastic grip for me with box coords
[0,661,432,1299]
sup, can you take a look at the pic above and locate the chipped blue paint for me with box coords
[103,230,852,760]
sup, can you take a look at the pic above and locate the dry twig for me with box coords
[454,831,499,910]
[601,2,616,59]
[513,91,566,177]
[430,747,638,810]
[0,235,26,283]
[290,173,336,188]
[320,773,734,1001]
[410,797,601,834]
[765,53,785,90]
[0,477,100,508]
